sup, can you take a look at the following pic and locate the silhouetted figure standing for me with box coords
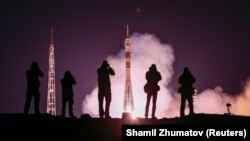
[144,64,162,119]
[24,62,44,114]
[97,60,115,118]
[178,67,196,117]
[61,71,76,118]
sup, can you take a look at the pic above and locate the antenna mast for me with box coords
[47,26,56,115]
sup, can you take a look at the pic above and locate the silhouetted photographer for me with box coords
[144,64,162,119]
[61,71,76,118]
[24,62,44,114]
[178,67,196,117]
[97,60,115,118]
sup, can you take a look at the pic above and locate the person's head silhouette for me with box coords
[150,64,157,71]
[101,60,109,68]
[64,71,71,78]
[31,62,39,70]
[184,67,190,73]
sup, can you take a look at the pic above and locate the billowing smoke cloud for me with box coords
[166,78,250,117]
[82,33,250,118]
[228,79,250,115]
[166,86,232,117]
[82,33,174,118]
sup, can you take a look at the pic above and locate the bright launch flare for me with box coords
[82,32,175,118]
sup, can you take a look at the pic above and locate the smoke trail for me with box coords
[82,33,250,118]
[82,33,175,118]
[165,79,250,117]
[166,86,232,117]
[231,78,250,115]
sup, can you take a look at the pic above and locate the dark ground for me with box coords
[0,113,249,140]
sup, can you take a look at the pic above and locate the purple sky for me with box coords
[1,0,250,117]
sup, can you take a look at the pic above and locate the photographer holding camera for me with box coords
[97,60,115,118]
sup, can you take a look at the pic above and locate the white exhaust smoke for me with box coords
[82,33,250,118]
[82,33,174,118]
[166,79,250,117]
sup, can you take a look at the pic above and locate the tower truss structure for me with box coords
[47,27,56,115]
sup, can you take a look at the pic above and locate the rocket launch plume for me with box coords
[82,33,250,118]
[82,33,174,118]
